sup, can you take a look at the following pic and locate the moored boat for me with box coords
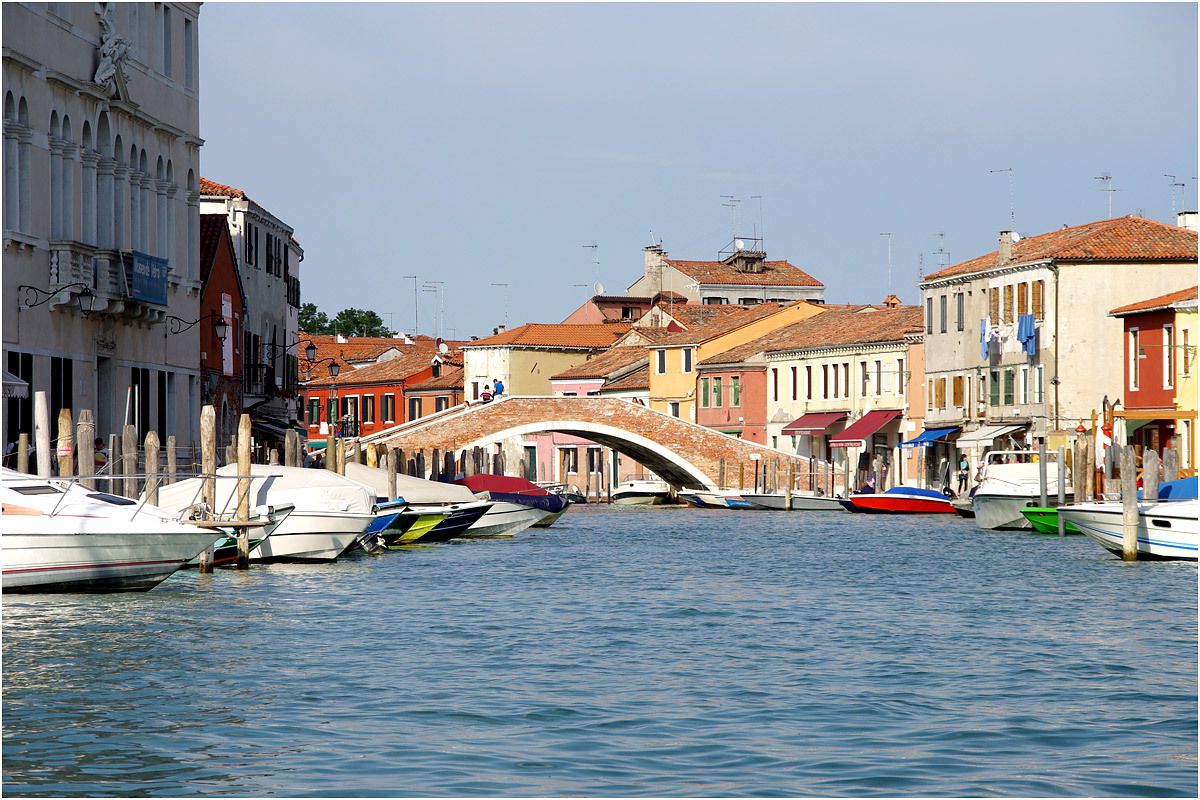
[154,466,375,562]
[972,450,1072,530]
[839,486,956,514]
[741,491,843,511]
[3,470,224,592]
[345,463,533,538]
[611,479,672,506]
[1060,499,1198,560]
[1019,507,1082,535]
[454,474,570,528]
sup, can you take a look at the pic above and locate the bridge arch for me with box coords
[363,396,814,493]
[456,419,714,489]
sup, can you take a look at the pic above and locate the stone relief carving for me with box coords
[94,3,131,100]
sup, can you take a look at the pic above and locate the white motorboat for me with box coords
[1059,499,1198,560]
[741,491,844,511]
[154,466,374,561]
[2,470,223,592]
[611,479,672,506]
[972,450,1072,530]
[343,463,539,538]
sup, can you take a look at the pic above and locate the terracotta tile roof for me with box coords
[299,334,459,381]
[651,303,792,347]
[408,367,465,392]
[660,303,750,329]
[666,258,824,288]
[620,327,677,344]
[601,364,649,392]
[700,306,923,365]
[305,350,436,388]
[463,323,631,349]
[551,346,649,380]
[199,176,247,199]
[924,216,1198,281]
[1110,285,1198,316]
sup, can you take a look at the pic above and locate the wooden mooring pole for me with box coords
[122,424,138,499]
[144,431,160,507]
[199,405,217,573]
[1120,445,1139,561]
[56,408,74,478]
[77,410,95,490]
[33,391,52,477]
[236,414,253,569]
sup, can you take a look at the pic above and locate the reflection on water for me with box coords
[4,509,1197,796]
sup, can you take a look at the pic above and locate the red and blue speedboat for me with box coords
[838,486,956,514]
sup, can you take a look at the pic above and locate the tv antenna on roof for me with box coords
[720,194,741,239]
[750,195,765,249]
[1164,174,1186,219]
[990,167,1015,228]
[582,241,602,294]
[1094,173,1119,218]
[933,232,950,268]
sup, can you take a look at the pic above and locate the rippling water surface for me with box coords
[3,507,1196,797]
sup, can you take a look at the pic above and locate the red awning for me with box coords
[781,411,848,436]
[829,409,902,448]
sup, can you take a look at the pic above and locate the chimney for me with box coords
[644,244,667,296]
[882,294,901,308]
[1177,211,1198,231]
[997,231,1015,266]
[336,333,348,344]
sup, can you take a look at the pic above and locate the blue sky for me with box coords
[199,2,1198,339]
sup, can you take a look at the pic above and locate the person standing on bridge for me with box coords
[493,378,505,398]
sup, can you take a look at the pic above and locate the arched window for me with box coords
[61,115,74,239]
[81,120,96,245]
[49,111,61,238]
[95,112,113,248]
[17,97,30,233]
[155,155,167,259]
[3,92,15,231]
[139,149,150,251]
[113,134,125,248]
[186,168,198,281]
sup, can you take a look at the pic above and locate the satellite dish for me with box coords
[594,280,604,295]
[1011,232,1021,242]
[438,342,449,354]
[735,239,745,250]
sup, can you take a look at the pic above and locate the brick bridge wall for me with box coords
[363,396,829,492]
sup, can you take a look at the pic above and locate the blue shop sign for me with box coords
[130,252,169,305]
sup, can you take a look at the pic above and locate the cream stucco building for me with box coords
[4,2,203,453]
[919,215,1198,458]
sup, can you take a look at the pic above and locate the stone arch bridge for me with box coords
[359,396,823,491]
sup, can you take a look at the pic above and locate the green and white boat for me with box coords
[1019,507,1081,535]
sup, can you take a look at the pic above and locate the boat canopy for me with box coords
[781,411,848,436]
[829,409,901,448]
[900,426,960,448]
[956,424,1026,448]
[344,462,476,503]
[155,464,375,516]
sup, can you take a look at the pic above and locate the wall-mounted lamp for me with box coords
[17,283,95,317]
[165,312,228,341]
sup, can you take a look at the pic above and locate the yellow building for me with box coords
[460,323,630,399]
[646,301,826,420]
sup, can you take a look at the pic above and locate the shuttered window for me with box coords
[935,377,947,409]
[927,379,934,411]
[1032,280,1045,320]
[952,375,964,407]
[1017,282,1028,316]
[1003,284,1014,323]
[926,297,933,334]
[1003,369,1015,405]
[700,377,710,408]
[989,370,1000,406]
[990,287,1000,322]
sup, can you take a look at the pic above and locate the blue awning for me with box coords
[900,426,960,448]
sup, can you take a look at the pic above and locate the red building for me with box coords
[1110,285,1197,465]
[406,366,466,421]
[300,349,461,439]
[199,215,246,450]
[696,343,769,443]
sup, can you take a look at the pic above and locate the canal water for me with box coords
[3,507,1196,797]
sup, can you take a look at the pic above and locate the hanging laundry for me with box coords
[1016,314,1038,356]
[980,317,992,358]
